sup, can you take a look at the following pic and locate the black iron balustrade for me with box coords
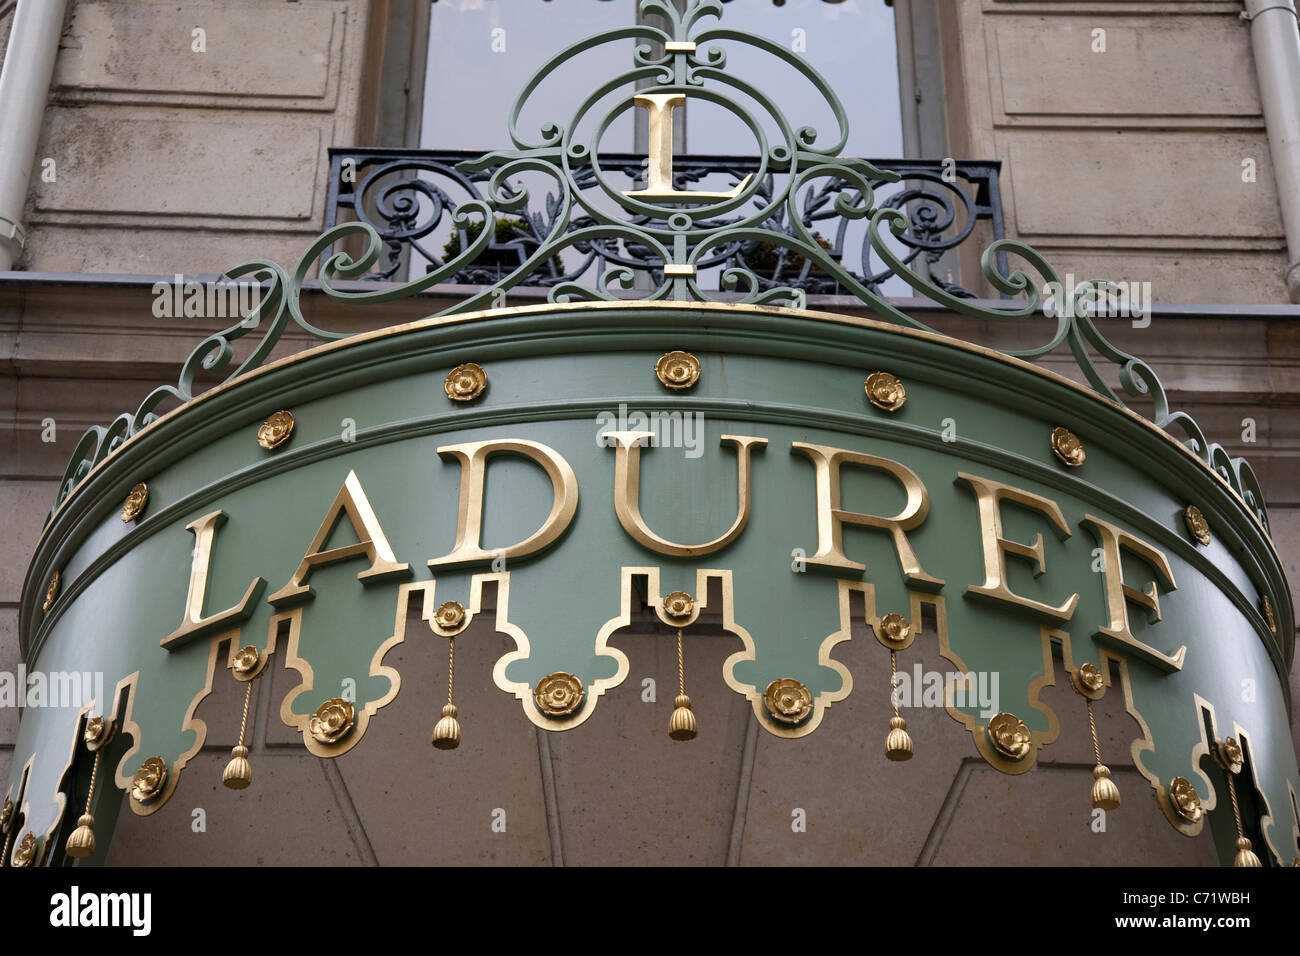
[324,147,1006,298]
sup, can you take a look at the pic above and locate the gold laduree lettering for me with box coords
[791,442,943,589]
[1082,514,1184,672]
[267,470,411,608]
[955,472,1079,622]
[428,438,579,569]
[607,431,768,557]
[162,510,265,649]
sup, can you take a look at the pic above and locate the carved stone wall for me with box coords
[17,0,383,275]
[938,0,1290,304]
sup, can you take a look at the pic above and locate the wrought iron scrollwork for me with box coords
[326,148,1005,299]
[46,0,1270,536]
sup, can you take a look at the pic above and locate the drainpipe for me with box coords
[0,0,69,271]
[1243,0,1300,302]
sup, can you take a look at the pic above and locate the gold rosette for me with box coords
[1050,426,1085,467]
[864,371,906,411]
[310,698,355,744]
[1169,776,1203,823]
[42,570,60,613]
[12,832,36,868]
[654,351,701,389]
[434,600,468,632]
[1215,737,1244,775]
[873,612,912,649]
[987,712,1031,760]
[257,410,295,450]
[120,482,149,522]
[662,590,695,620]
[83,715,115,751]
[1184,505,1211,545]
[444,363,487,401]
[534,672,584,717]
[131,756,168,804]
[764,678,812,725]
[232,645,261,679]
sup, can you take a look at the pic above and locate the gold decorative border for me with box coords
[110,669,202,817]
[720,572,853,739]
[495,570,630,732]
[1121,689,1212,838]
[923,595,1061,775]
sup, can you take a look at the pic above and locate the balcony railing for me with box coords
[325,148,1005,298]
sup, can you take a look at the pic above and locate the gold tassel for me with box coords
[885,650,913,761]
[432,634,461,749]
[65,748,102,859]
[224,648,261,789]
[1226,769,1261,867]
[1087,698,1120,810]
[669,629,697,740]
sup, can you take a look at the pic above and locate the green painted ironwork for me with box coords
[46,0,1269,533]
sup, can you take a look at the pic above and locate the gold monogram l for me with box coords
[624,93,751,201]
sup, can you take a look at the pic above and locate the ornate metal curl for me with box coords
[46,0,1270,534]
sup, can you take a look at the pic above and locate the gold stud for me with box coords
[873,612,913,649]
[1077,662,1105,694]
[864,371,906,411]
[232,645,261,680]
[433,600,469,634]
[444,362,487,402]
[1215,736,1244,775]
[987,712,1032,760]
[130,756,168,805]
[11,832,36,868]
[1184,505,1211,546]
[764,678,812,725]
[1050,426,1085,467]
[1261,594,1277,635]
[83,715,115,751]
[257,410,295,450]
[662,590,695,620]
[885,715,914,761]
[1169,776,1203,823]
[655,351,701,389]
[120,482,149,522]
[534,672,584,717]
[309,698,354,745]
[42,570,60,613]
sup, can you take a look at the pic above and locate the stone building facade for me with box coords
[1,0,1297,866]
